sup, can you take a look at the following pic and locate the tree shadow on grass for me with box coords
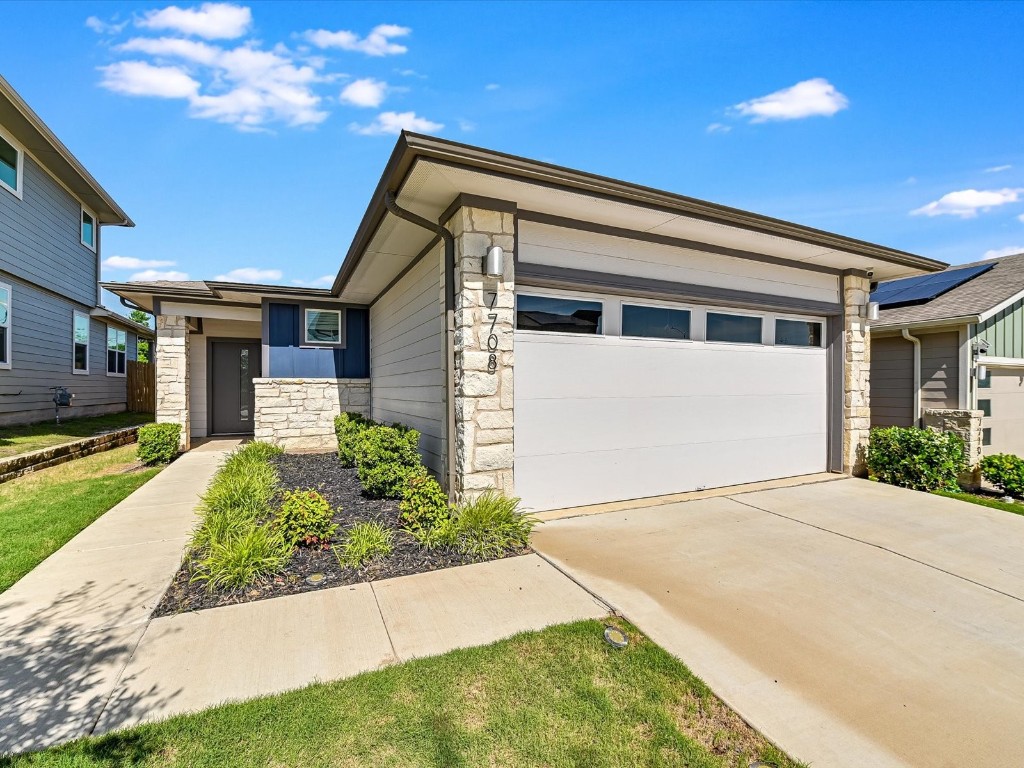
[0,580,182,763]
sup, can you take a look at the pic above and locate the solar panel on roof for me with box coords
[871,263,995,308]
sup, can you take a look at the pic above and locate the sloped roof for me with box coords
[875,252,1024,326]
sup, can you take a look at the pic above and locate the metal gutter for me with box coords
[872,315,980,333]
[903,328,923,425]
[382,190,458,499]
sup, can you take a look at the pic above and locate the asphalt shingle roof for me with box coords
[875,252,1024,326]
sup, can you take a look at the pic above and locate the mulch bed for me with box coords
[154,452,530,617]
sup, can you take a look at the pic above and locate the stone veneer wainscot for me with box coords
[253,378,370,451]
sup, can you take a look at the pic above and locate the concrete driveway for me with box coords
[532,477,1024,768]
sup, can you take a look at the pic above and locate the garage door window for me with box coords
[706,312,762,344]
[622,304,691,340]
[775,319,823,347]
[516,294,603,334]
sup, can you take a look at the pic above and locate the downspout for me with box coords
[118,296,150,316]
[383,191,458,499]
[903,328,922,426]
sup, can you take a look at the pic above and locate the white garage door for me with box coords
[514,290,829,511]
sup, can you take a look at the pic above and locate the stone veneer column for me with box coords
[923,408,984,489]
[843,273,871,475]
[446,206,515,500]
[155,314,190,450]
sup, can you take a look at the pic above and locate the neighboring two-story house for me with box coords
[0,75,151,426]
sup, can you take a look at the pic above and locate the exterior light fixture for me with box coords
[484,245,504,278]
[603,625,629,649]
[977,364,988,381]
[861,301,880,321]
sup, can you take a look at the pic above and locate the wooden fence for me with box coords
[127,360,156,413]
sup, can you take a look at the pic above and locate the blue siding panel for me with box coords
[266,304,369,378]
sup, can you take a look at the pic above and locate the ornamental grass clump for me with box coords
[337,521,393,568]
[354,424,422,498]
[866,426,967,492]
[335,412,374,468]
[446,490,536,560]
[276,489,338,548]
[190,525,291,591]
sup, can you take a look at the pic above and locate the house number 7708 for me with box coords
[485,291,499,374]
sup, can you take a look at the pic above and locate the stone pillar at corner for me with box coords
[155,314,190,450]
[446,205,515,500]
[843,273,871,476]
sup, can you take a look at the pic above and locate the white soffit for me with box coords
[340,158,930,302]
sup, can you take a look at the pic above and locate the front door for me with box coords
[210,340,261,435]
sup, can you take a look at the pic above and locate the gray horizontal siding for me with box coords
[0,273,135,424]
[920,331,959,411]
[870,335,913,427]
[370,246,445,475]
[0,153,98,307]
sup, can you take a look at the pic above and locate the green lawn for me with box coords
[0,411,153,460]
[1,620,802,768]
[0,445,160,593]
[935,489,1024,517]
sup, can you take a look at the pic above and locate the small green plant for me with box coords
[399,470,451,535]
[335,412,373,467]
[448,490,536,560]
[276,489,338,548]
[190,526,291,591]
[981,453,1024,498]
[355,424,423,498]
[866,426,967,492]
[136,422,181,465]
[337,521,393,568]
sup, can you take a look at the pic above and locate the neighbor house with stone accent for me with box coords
[104,133,947,512]
[870,251,1024,460]
[0,75,152,426]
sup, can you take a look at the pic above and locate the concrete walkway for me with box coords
[532,477,1024,768]
[0,440,605,755]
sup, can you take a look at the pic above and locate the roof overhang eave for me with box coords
[871,314,980,333]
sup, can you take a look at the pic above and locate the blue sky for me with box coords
[3,0,1024,304]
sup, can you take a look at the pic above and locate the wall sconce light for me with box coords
[977,363,988,381]
[861,301,880,321]
[484,245,504,278]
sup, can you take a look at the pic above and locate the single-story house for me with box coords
[0,75,153,426]
[870,252,1024,456]
[104,133,946,511]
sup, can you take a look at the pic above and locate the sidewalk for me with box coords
[0,440,606,755]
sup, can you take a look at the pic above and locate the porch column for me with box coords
[156,314,190,450]
[843,272,871,476]
[446,205,516,500]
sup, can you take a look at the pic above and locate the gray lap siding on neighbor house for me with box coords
[870,330,959,428]
[369,244,446,475]
[0,154,99,308]
[0,274,135,425]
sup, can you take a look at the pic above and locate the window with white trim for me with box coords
[0,282,10,368]
[0,132,21,198]
[706,312,762,344]
[106,325,126,375]
[73,311,90,374]
[516,294,604,334]
[304,308,342,345]
[622,303,691,340]
[81,208,96,250]
[775,318,823,348]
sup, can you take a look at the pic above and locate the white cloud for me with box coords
[457,118,476,132]
[86,16,128,34]
[340,78,387,108]
[104,255,177,269]
[130,269,190,281]
[105,38,327,128]
[99,61,200,98]
[484,83,500,91]
[983,246,1024,260]
[911,188,1024,218]
[292,275,334,287]
[706,122,731,134]
[395,68,425,78]
[985,165,1013,173]
[350,110,442,136]
[305,24,410,56]
[732,78,849,123]
[1018,214,1024,223]
[137,2,252,40]
[214,267,284,283]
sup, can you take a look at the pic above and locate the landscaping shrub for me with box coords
[337,521,393,567]
[399,470,451,536]
[426,490,537,559]
[276,489,338,548]
[866,426,967,492]
[981,453,1024,498]
[136,423,181,465]
[354,424,422,498]
[335,412,373,467]
[190,525,291,591]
